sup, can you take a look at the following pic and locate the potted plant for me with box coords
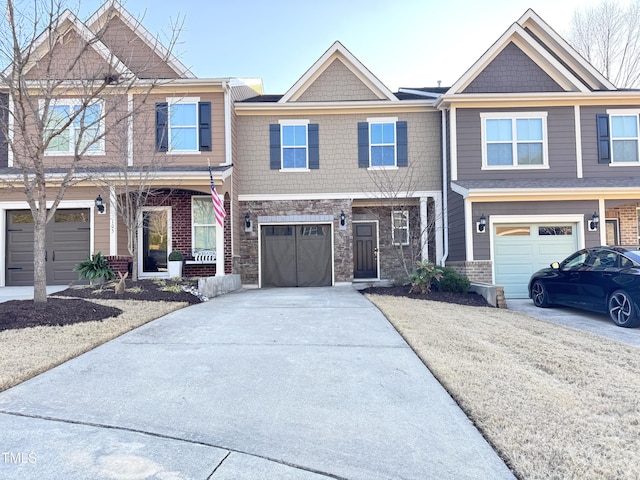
[74,251,116,286]
[167,251,183,278]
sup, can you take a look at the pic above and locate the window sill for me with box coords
[608,162,640,166]
[185,260,216,265]
[481,165,549,170]
[166,150,202,155]
[367,166,399,171]
[279,168,311,172]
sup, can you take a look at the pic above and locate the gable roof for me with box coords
[85,0,194,79]
[11,8,133,80]
[447,8,616,96]
[279,41,398,103]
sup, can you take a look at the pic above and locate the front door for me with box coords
[138,207,171,277]
[353,222,378,279]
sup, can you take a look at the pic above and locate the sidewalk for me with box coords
[0,286,67,303]
[0,286,515,479]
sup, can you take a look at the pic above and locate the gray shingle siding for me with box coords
[463,42,564,94]
[456,107,577,181]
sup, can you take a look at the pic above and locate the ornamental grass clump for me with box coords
[406,260,444,294]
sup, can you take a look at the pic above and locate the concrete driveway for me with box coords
[508,299,640,348]
[0,286,514,480]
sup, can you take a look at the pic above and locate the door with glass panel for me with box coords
[139,207,171,277]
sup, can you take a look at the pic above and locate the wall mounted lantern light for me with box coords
[589,211,600,231]
[340,210,346,227]
[244,212,252,232]
[95,195,105,214]
[477,213,487,233]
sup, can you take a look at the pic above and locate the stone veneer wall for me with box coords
[352,205,422,283]
[445,260,493,285]
[239,199,353,285]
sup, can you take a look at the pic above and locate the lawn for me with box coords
[367,294,640,480]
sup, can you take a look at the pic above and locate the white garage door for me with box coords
[494,224,578,299]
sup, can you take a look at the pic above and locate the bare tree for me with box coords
[569,0,640,88]
[0,0,183,302]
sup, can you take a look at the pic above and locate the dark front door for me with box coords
[6,209,90,286]
[353,222,377,279]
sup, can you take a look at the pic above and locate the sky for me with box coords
[78,0,614,94]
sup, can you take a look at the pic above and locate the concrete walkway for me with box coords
[0,287,515,479]
[0,285,67,303]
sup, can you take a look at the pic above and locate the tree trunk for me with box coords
[33,207,48,303]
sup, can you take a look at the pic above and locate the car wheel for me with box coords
[531,280,550,308]
[608,290,640,328]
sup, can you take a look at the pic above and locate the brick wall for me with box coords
[446,260,493,285]
[613,204,639,245]
[238,199,352,285]
[106,255,132,276]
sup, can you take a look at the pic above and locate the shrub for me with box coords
[436,267,471,293]
[74,251,115,284]
[168,251,183,261]
[405,260,444,294]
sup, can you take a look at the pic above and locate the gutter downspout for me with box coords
[441,108,449,266]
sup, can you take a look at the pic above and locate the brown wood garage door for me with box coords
[6,209,91,286]
[261,224,332,287]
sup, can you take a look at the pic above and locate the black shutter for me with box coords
[396,121,408,167]
[0,93,8,167]
[155,102,168,152]
[269,124,281,170]
[198,102,211,152]
[308,123,319,169]
[596,114,610,164]
[358,122,369,168]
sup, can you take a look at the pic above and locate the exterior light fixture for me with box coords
[478,213,487,232]
[244,212,252,232]
[95,195,105,214]
[590,211,600,231]
[340,210,346,227]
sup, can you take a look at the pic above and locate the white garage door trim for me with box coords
[490,215,585,297]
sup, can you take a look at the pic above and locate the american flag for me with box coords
[209,169,226,228]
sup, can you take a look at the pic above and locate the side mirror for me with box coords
[551,262,560,269]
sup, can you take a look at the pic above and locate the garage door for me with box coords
[261,224,332,287]
[494,224,578,299]
[6,209,91,286]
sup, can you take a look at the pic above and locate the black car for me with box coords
[528,246,640,328]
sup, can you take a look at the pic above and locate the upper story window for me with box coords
[597,111,640,165]
[282,120,308,169]
[358,118,408,169]
[269,121,319,171]
[155,99,211,153]
[481,112,548,169]
[43,99,104,155]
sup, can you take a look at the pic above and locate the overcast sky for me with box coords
[80,0,614,93]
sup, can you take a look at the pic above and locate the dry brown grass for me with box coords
[0,299,186,392]
[367,295,640,480]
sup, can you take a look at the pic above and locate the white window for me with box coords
[392,210,409,245]
[192,196,216,254]
[370,118,397,167]
[43,99,104,155]
[279,119,309,169]
[169,97,199,152]
[481,112,548,168]
[610,112,640,163]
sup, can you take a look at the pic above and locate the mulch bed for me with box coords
[360,285,490,307]
[0,279,202,332]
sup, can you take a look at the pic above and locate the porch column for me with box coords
[420,197,429,262]
[433,193,443,264]
[215,218,225,277]
[109,186,117,256]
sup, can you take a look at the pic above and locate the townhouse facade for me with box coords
[3,2,639,300]
[439,9,640,299]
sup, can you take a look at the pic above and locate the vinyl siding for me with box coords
[471,200,600,260]
[456,106,577,181]
[237,111,441,195]
[296,59,382,102]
